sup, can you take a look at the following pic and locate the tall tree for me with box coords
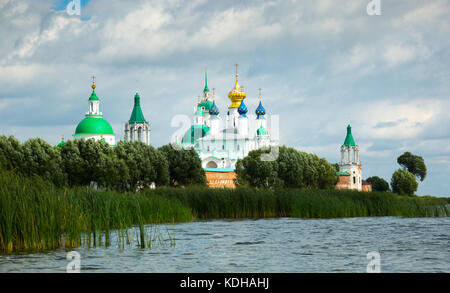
[0,135,22,172]
[391,169,418,196]
[366,176,390,192]
[397,152,427,181]
[235,148,281,188]
[21,138,66,186]
[158,144,206,187]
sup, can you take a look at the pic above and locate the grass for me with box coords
[1,171,449,253]
[0,171,191,253]
[144,187,450,219]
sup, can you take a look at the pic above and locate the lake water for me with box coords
[1,217,449,273]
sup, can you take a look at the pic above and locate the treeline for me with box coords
[0,135,206,191]
[366,151,428,196]
[235,146,338,189]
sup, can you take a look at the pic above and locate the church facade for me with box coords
[179,66,277,170]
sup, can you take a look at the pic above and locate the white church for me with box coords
[179,66,278,170]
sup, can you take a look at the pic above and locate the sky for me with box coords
[0,0,449,196]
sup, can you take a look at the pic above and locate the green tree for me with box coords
[366,176,390,192]
[60,138,110,187]
[391,169,418,196]
[397,152,427,181]
[20,138,66,186]
[115,141,157,190]
[317,158,339,189]
[96,147,129,190]
[276,146,304,187]
[59,139,85,186]
[235,148,281,188]
[0,136,22,172]
[158,144,206,187]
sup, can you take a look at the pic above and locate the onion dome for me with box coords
[343,124,356,146]
[228,64,247,108]
[256,126,269,136]
[255,101,266,118]
[129,92,148,124]
[209,100,219,116]
[74,80,115,136]
[237,100,248,117]
[56,136,66,148]
[199,100,213,111]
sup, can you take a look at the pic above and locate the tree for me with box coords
[317,158,339,189]
[21,138,66,186]
[0,135,22,172]
[276,146,304,188]
[366,176,390,192]
[60,138,111,187]
[115,141,158,190]
[235,148,281,188]
[397,152,427,181]
[158,144,206,186]
[391,169,418,196]
[235,146,337,189]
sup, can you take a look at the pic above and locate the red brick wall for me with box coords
[335,175,351,189]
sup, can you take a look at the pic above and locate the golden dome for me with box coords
[228,64,246,108]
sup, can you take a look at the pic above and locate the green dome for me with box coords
[74,117,114,135]
[257,126,269,136]
[181,125,209,144]
[199,100,213,111]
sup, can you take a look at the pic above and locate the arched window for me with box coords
[206,161,218,168]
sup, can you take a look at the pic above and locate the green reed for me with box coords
[144,186,450,220]
[0,171,191,253]
[1,171,448,254]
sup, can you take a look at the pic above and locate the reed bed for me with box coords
[145,187,450,219]
[1,172,449,253]
[0,171,191,253]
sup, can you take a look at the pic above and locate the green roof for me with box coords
[56,139,66,148]
[337,171,350,176]
[181,124,209,144]
[343,124,356,146]
[257,126,269,135]
[74,117,114,135]
[88,90,99,101]
[199,100,213,111]
[129,93,148,124]
[195,105,204,116]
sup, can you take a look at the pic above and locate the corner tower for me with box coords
[338,124,362,190]
[125,92,150,145]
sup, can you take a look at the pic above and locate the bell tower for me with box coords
[339,124,362,190]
